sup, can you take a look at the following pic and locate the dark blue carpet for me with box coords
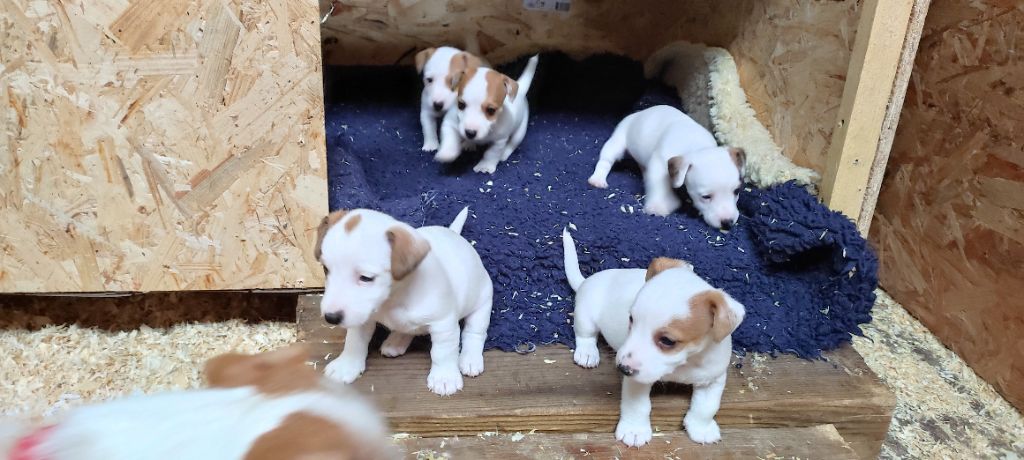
[323,53,878,358]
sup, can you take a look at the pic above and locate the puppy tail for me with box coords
[515,54,540,101]
[449,206,470,235]
[562,227,585,292]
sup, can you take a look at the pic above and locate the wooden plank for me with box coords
[820,0,916,225]
[397,425,858,459]
[0,0,328,293]
[870,0,1024,412]
[297,296,895,459]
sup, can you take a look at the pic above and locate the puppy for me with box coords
[588,105,746,230]
[316,207,493,396]
[563,229,745,447]
[0,345,396,460]
[415,46,486,152]
[435,55,539,174]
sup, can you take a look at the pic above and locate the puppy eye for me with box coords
[358,275,375,283]
[457,100,466,110]
[485,106,497,116]
[701,194,712,200]
[425,77,433,84]
[657,336,677,349]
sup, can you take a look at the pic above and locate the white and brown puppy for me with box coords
[315,207,493,396]
[563,229,745,447]
[415,46,486,152]
[435,55,539,174]
[0,345,396,460]
[588,105,746,230]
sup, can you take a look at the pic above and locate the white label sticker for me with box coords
[523,0,570,12]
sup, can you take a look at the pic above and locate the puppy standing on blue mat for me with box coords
[435,55,540,174]
[563,228,746,447]
[415,46,487,152]
[588,105,746,231]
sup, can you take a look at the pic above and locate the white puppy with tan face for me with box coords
[415,47,486,152]
[588,105,746,230]
[315,207,493,396]
[563,229,745,447]
[435,55,539,174]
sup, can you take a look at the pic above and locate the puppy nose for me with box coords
[433,101,444,112]
[323,312,343,325]
[720,220,733,231]
[464,129,477,139]
[617,363,637,377]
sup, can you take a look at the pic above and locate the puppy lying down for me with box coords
[563,228,746,447]
[0,345,396,460]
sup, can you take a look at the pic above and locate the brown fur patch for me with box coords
[667,156,689,188]
[656,290,737,352]
[244,412,389,460]
[385,226,431,280]
[204,344,319,395]
[645,257,691,281]
[447,52,482,91]
[728,147,746,177]
[482,70,516,120]
[315,210,348,261]
[344,214,361,233]
[414,47,436,74]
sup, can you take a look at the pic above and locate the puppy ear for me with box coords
[203,344,311,389]
[691,290,743,343]
[415,47,436,74]
[645,257,692,281]
[667,155,691,189]
[503,75,519,100]
[728,147,746,179]
[448,53,478,91]
[386,226,431,280]
[315,210,348,261]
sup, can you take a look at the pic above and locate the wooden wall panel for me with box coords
[319,0,858,178]
[0,0,328,293]
[871,1,1024,410]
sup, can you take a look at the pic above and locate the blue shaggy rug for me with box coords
[323,53,878,358]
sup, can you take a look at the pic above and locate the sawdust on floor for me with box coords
[0,291,1021,458]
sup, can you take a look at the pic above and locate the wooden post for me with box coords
[820,0,920,233]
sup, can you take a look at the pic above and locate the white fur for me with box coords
[588,105,743,230]
[419,46,465,152]
[435,55,539,174]
[1,381,389,460]
[563,229,745,447]
[319,207,493,396]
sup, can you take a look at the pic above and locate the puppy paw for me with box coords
[615,419,653,447]
[573,346,600,368]
[643,200,673,217]
[421,140,440,152]
[434,148,459,163]
[324,357,365,384]
[380,333,413,358]
[427,366,464,396]
[472,162,498,174]
[587,175,609,189]
[459,353,484,377]
[683,417,721,444]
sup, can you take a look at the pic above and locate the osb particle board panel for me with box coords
[871,1,1024,411]
[0,0,328,293]
[320,0,858,178]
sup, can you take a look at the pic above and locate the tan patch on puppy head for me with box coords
[315,210,348,261]
[385,226,431,280]
[655,290,737,353]
[728,147,746,177]
[414,47,436,74]
[244,412,391,460]
[204,344,318,395]
[344,214,361,233]
[667,155,690,189]
[482,70,517,120]
[645,257,692,281]
[447,52,482,90]
[692,290,738,343]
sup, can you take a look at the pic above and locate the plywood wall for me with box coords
[871,1,1024,410]
[0,0,328,293]
[320,0,859,178]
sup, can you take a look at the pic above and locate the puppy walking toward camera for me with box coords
[588,105,746,230]
[563,229,745,447]
[415,47,487,152]
[0,345,396,460]
[315,207,493,396]
[435,55,539,174]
